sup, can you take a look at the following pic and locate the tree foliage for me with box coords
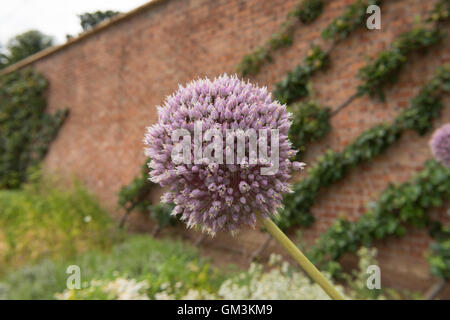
[78,10,121,31]
[1,30,54,67]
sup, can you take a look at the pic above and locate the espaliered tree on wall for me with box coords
[274,45,329,105]
[118,160,156,226]
[356,27,444,101]
[321,0,381,41]
[254,1,450,261]
[271,0,450,232]
[270,0,446,182]
[0,68,68,189]
[117,159,176,234]
[334,1,449,114]
[274,0,387,165]
[277,65,450,230]
[288,101,331,158]
[428,225,450,280]
[428,0,450,24]
[273,0,446,125]
[257,0,387,195]
[273,0,382,105]
[279,22,444,112]
[236,0,326,77]
[307,159,450,278]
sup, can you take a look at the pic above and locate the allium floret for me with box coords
[144,74,303,235]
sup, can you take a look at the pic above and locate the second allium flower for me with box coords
[144,74,303,235]
[430,123,450,167]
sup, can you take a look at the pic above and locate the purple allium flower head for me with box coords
[144,74,304,235]
[430,123,450,167]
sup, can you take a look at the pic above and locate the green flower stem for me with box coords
[256,212,346,300]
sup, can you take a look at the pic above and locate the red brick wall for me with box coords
[18,0,450,294]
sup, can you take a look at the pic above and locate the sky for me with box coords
[0,0,151,46]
